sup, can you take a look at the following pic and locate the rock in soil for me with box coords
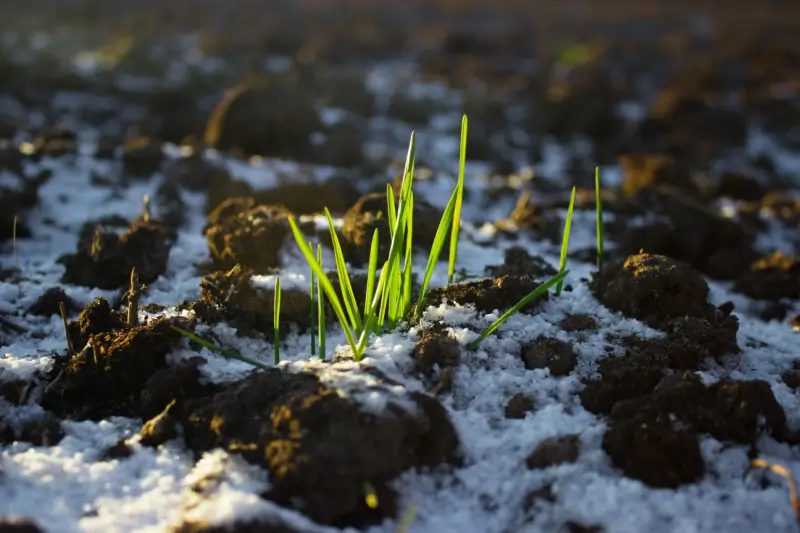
[180,369,460,527]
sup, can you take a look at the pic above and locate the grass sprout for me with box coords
[468,269,570,350]
[273,277,281,365]
[325,208,363,334]
[317,244,326,359]
[448,114,468,285]
[556,186,576,295]
[288,217,361,358]
[414,186,458,318]
[364,229,379,323]
[309,241,316,357]
[170,325,270,370]
[595,166,604,273]
[749,458,800,524]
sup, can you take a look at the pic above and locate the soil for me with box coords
[1,4,799,532]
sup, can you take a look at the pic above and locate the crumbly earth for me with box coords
[0,6,799,533]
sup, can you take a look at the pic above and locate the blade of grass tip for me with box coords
[363,481,379,510]
[556,187,576,296]
[309,241,316,357]
[400,191,414,317]
[595,166,604,273]
[447,114,468,285]
[317,244,326,359]
[396,504,419,533]
[386,184,397,238]
[363,228,379,320]
[324,208,363,334]
[170,325,271,370]
[468,270,569,350]
[288,217,361,359]
[414,187,458,319]
[273,277,281,365]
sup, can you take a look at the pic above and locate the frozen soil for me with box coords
[1,14,800,533]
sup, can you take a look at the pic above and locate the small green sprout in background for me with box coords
[447,114,468,285]
[308,241,316,357]
[468,269,569,350]
[395,504,419,533]
[170,325,270,370]
[556,186,576,296]
[317,244,326,359]
[595,167,604,273]
[273,277,281,365]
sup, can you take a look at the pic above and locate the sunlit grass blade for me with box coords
[386,184,397,238]
[595,166,604,273]
[324,208,363,334]
[467,270,569,350]
[288,216,360,359]
[358,132,416,345]
[414,187,458,318]
[400,192,414,318]
[363,228,379,320]
[317,244,326,359]
[309,241,316,357]
[556,186,576,296]
[448,114,468,285]
[363,481,379,510]
[396,504,419,533]
[170,325,270,370]
[273,277,281,365]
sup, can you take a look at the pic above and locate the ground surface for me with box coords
[0,6,799,533]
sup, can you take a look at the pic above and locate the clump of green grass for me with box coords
[595,167,604,273]
[170,325,270,370]
[273,277,281,365]
[467,269,569,350]
[556,186,576,296]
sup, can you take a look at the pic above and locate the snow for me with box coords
[1,47,800,533]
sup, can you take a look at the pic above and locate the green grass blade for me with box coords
[414,187,458,318]
[324,208,363,334]
[467,270,569,350]
[363,228,379,320]
[317,244,326,359]
[400,191,414,317]
[556,187,576,296]
[288,216,360,359]
[386,184,397,238]
[309,241,316,357]
[170,325,270,370]
[448,114,468,285]
[273,277,281,365]
[595,167,604,273]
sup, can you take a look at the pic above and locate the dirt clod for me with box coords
[20,415,64,446]
[412,332,461,377]
[559,314,598,332]
[521,337,577,376]
[180,369,460,527]
[205,199,292,272]
[505,393,535,419]
[733,251,800,301]
[426,275,550,316]
[526,434,580,469]
[485,246,557,279]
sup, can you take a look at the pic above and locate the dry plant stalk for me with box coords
[749,458,800,524]
[58,301,74,356]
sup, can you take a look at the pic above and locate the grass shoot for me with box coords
[447,114,468,285]
[556,186,576,295]
[170,325,270,370]
[363,229,379,325]
[273,277,281,365]
[317,244,326,359]
[595,166,605,273]
[309,241,316,357]
[468,269,570,350]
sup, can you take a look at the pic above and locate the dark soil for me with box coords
[179,369,460,527]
